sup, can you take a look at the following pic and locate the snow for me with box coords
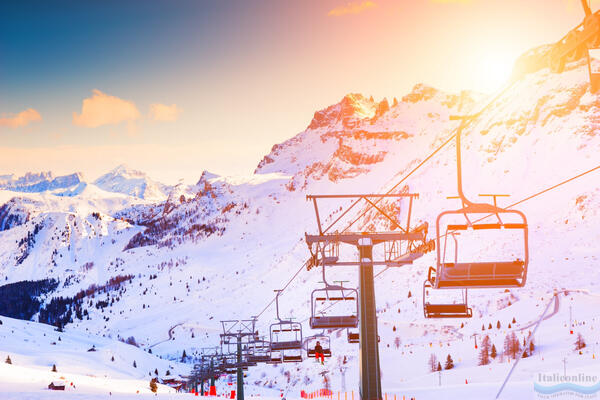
[1,57,600,399]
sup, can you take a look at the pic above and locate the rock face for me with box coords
[255,84,479,188]
[307,93,378,130]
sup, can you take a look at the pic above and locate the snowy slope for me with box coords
[0,52,600,398]
[0,315,185,397]
[94,165,172,201]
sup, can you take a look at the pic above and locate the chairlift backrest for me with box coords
[434,204,528,289]
[310,285,359,329]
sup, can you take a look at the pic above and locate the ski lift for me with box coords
[267,350,283,365]
[269,290,303,351]
[309,265,358,329]
[247,338,271,364]
[282,349,303,363]
[305,334,332,358]
[346,329,359,344]
[588,46,600,92]
[431,116,529,290]
[423,280,472,318]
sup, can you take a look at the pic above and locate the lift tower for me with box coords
[306,193,432,400]
[220,319,258,400]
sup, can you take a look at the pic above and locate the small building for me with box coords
[160,377,185,392]
[48,380,66,390]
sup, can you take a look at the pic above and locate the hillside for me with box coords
[0,53,599,398]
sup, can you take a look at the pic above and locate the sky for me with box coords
[0,0,595,184]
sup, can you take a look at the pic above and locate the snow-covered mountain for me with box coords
[94,164,172,201]
[0,172,83,193]
[1,50,600,397]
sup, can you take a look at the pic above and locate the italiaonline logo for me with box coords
[535,372,600,398]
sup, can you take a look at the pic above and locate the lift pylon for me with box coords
[306,193,431,400]
[220,319,259,400]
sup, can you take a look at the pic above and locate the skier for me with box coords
[314,341,325,365]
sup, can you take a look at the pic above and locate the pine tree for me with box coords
[512,317,516,324]
[504,332,520,359]
[508,323,511,329]
[166,370,171,376]
[529,339,535,355]
[111,356,115,362]
[428,354,438,373]
[575,333,586,350]
[5,356,11,365]
[482,324,485,331]
[460,322,464,328]
[478,336,491,365]
[444,354,454,370]
[133,360,137,368]
[150,378,158,393]
[52,364,57,372]
[490,344,497,359]
[437,362,442,371]
[408,291,412,298]
[497,321,501,329]
[154,368,159,375]
[181,350,187,361]
[488,323,492,329]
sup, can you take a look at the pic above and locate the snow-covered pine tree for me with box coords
[444,354,454,370]
[575,333,586,350]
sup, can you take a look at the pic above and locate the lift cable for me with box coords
[298,160,600,323]
[254,260,309,319]
[253,80,518,324]
[341,79,518,234]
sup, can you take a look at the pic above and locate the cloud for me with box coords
[0,108,42,128]
[73,89,140,128]
[328,1,377,16]
[149,103,182,122]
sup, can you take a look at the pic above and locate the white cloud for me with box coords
[0,108,42,128]
[73,89,140,128]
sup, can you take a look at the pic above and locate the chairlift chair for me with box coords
[433,204,528,289]
[423,280,472,318]
[309,264,359,329]
[346,329,359,344]
[431,116,529,290]
[267,350,283,365]
[247,339,271,364]
[305,334,332,358]
[269,290,303,351]
[282,349,303,363]
[310,285,359,329]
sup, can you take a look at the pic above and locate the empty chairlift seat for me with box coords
[433,207,529,289]
[346,329,359,344]
[269,321,303,351]
[423,280,472,318]
[310,286,359,329]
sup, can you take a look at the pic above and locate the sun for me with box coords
[474,52,516,93]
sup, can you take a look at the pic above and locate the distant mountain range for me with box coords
[0,165,172,201]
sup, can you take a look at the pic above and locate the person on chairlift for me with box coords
[314,341,325,365]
